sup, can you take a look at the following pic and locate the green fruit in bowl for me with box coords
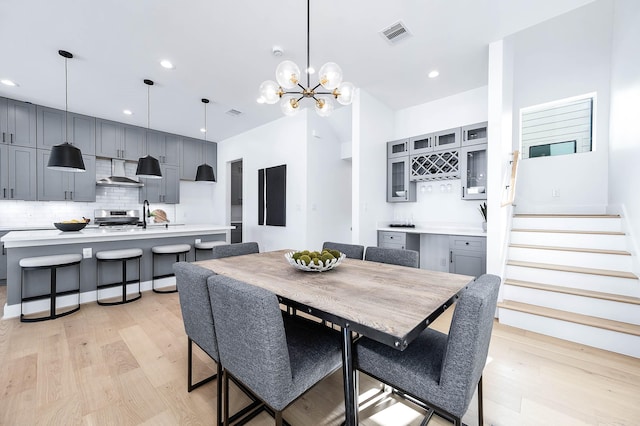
[299,254,312,265]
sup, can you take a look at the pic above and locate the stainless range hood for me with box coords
[96,159,144,188]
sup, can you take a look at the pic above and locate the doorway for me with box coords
[230,160,243,243]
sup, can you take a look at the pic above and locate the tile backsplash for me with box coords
[0,159,175,228]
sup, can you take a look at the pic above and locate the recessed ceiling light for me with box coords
[306,66,315,75]
[256,96,266,104]
[123,109,133,115]
[160,60,174,69]
[428,70,439,79]
[1,79,18,87]
[200,127,206,133]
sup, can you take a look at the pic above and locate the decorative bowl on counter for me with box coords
[285,250,346,272]
[54,222,88,232]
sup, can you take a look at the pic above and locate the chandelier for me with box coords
[258,0,355,117]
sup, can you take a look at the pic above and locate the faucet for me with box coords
[142,199,150,229]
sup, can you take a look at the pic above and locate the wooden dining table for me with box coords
[195,249,474,426]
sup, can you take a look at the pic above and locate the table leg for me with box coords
[341,326,358,426]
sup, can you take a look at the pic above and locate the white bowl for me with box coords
[284,251,346,272]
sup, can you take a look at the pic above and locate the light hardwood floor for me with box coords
[1,285,639,425]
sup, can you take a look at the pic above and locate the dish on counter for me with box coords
[54,221,87,232]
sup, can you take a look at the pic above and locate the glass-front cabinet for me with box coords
[387,157,416,202]
[460,143,487,200]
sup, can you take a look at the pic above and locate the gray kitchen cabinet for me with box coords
[0,231,7,282]
[0,97,36,148]
[387,138,416,203]
[461,143,488,200]
[378,231,420,252]
[37,150,96,201]
[387,157,416,202]
[180,138,218,181]
[387,138,409,158]
[36,106,96,155]
[433,127,461,151]
[96,119,144,160]
[138,164,179,204]
[145,130,179,165]
[461,122,488,147]
[0,145,36,200]
[179,137,202,180]
[409,133,434,155]
[449,235,486,277]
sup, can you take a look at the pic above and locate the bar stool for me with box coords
[151,243,191,293]
[19,253,82,322]
[194,240,228,261]
[96,248,143,305]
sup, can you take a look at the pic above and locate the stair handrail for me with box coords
[501,150,520,207]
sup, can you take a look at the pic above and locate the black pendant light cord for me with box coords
[65,55,68,141]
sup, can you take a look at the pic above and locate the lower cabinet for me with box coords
[378,231,420,252]
[0,231,7,282]
[138,164,179,204]
[449,235,486,277]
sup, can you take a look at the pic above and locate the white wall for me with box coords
[306,113,352,250]
[216,113,309,252]
[352,89,394,247]
[175,180,216,224]
[608,0,640,271]
[509,0,613,213]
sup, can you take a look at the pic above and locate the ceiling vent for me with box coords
[380,21,411,44]
[226,109,242,116]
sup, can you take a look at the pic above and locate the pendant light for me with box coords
[258,0,355,116]
[47,50,86,172]
[136,79,162,179]
[195,98,216,182]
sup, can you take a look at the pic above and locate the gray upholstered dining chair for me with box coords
[210,241,259,259]
[174,262,263,426]
[173,262,223,425]
[322,241,365,260]
[364,246,420,268]
[208,275,343,426]
[355,274,501,426]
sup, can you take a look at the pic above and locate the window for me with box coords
[520,94,594,159]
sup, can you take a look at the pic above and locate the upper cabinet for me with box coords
[461,122,488,147]
[0,145,37,200]
[386,140,416,203]
[391,121,488,201]
[138,164,179,204]
[96,119,144,161]
[180,138,218,181]
[0,98,36,148]
[36,150,95,202]
[409,128,461,155]
[145,130,179,165]
[387,139,409,158]
[36,106,96,155]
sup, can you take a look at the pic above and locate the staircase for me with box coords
[498,214,640,358]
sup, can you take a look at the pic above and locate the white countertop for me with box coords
[377,224,486,237]
[1,224,233,248]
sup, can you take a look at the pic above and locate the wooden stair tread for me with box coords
[514,214,621,218]
[511,228,625,236]
[498,300,640,336]
[504,279,640,305]
[509,244,631,256]
[506,260,638,279]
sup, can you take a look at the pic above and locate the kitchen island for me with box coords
[1,224,233,318]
